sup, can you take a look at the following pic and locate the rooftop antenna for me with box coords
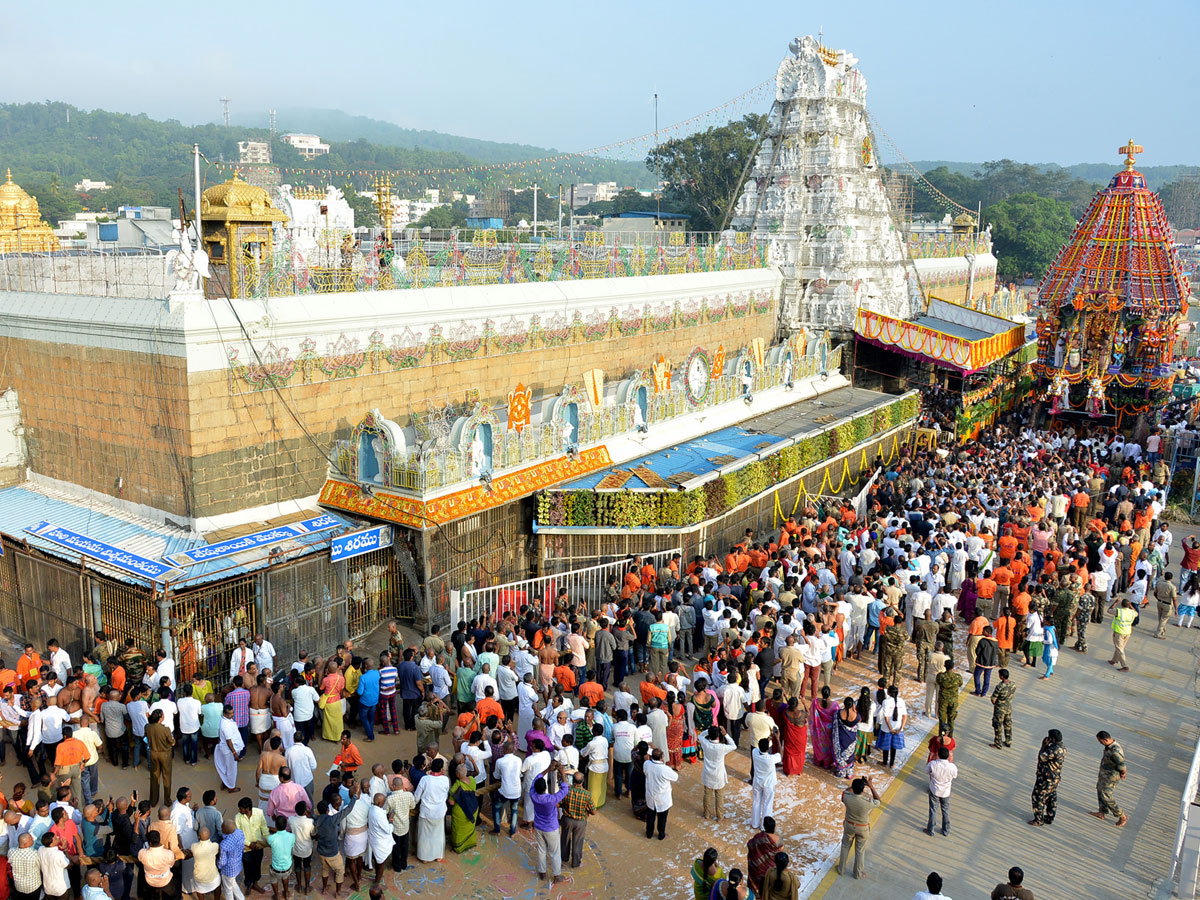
[220,97,230,128]
[268,108,277,137]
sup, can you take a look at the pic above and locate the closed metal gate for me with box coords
[96,578,158,654]
[0,544,22,642]
[345,548,400,640]
[15,553,90,659]
[263,557,346,669]
[171,577,258,685]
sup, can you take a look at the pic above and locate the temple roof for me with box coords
[1038,141,1189,318]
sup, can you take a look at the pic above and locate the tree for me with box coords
[645,113,767,231]
[985,192,1075,283]
[342,183,379,229]
[574,188,655,218]
[1160,178,1200,229]
[414,201,467,230]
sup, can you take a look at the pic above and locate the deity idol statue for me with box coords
[1086,375,1106,418]
[1109,321,1129,373]
[1048,372,1070,415]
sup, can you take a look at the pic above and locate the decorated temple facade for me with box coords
[0,169,60,254]
[731,35,921,334]
[1034,142,1190,424]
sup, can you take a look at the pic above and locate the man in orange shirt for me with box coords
[577,674,605,709]
[991,564,1015,619]
[977,571,997,617]
[639,673,668,706]
[333,731,363,773]
[724,547,740,575]
[1010,554,1030,588]
[52,725,88,808]
[994,608,1016,667]
[997,531,1018,566]
[966,613,990,671]
[15,645,40,686]
[0,660,17,694]
[1072,490,1090,530]
[476,690,504,726]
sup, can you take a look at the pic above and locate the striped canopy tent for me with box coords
[1033,140,1191,416]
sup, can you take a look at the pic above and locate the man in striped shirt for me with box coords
[377,655,399,736]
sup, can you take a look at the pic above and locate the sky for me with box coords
[4,0,1198,166]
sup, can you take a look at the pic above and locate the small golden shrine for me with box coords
[200,173,288,298]
[0,169,61,253]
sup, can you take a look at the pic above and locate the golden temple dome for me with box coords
[201,173,288,223]
[0,169,60,252]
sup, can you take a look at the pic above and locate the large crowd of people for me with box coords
[0,413,1187,900]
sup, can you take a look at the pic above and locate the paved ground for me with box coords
[812,571,1200,900]
[81,537,1200,900]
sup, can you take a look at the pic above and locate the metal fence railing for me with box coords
[449,547,682,627]
[0,249,173,298]
[1171,733,1200,898]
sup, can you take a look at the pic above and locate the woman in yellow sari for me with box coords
[319,661,346,742]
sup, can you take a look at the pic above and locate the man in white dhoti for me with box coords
[750,735,782,830]
[366,793,394,885]
[412,758,448,862]
[519,739,551,827]
[341,785,372,891]
[216,706,244,793]
[270,686,295,751]
[256,736,286,811]
[516,675,538,751]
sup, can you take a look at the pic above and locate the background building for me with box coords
[280,133,330,159]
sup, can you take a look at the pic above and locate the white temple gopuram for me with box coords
[732,35,920,334]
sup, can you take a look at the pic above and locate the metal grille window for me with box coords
[0,541,22,641]
[15,553,89,658]
[265,557,345,666]
[95,578,158,655]
[344,549,399,642]
[171,576,257,685]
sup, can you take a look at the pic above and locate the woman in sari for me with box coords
[760,851,799,900]
[959,573,979,623]
[780,698,807,776]
[688,679,719,744]
[319,661,345,742]
[710,868,752,900]
[809,685,837,769]
[447,764,480,853]
[854,687,876,764]
[666,692,686,769]
[691,848,724,900]
[833,696,859,779]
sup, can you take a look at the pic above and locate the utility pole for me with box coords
[557,183,563,240]
[532,182,538,239]
[654,92,661,222]
[220,97,230,128]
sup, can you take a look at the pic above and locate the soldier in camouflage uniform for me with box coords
[935,659,963,737]
[1090,731,1128,826]
[881,615,907,686]
[1030,728,1065,825]
[989,668,1016,748]
[1053,576,1080,643]
[913,611,939,682]
[1074,590,1097,652]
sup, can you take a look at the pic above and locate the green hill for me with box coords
[0,101,654,224]
[235,106,654,188]
[911,159,1200,190]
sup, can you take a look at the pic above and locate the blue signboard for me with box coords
[26,521,183,583]
[165,514,342,567]
[330,525,393,563]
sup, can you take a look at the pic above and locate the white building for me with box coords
[731,35,919,333]
[571,182,619,208]
[280,133,331,159]
[73,179,109,193]
[276,184,355,264]
[237,140,272,164]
